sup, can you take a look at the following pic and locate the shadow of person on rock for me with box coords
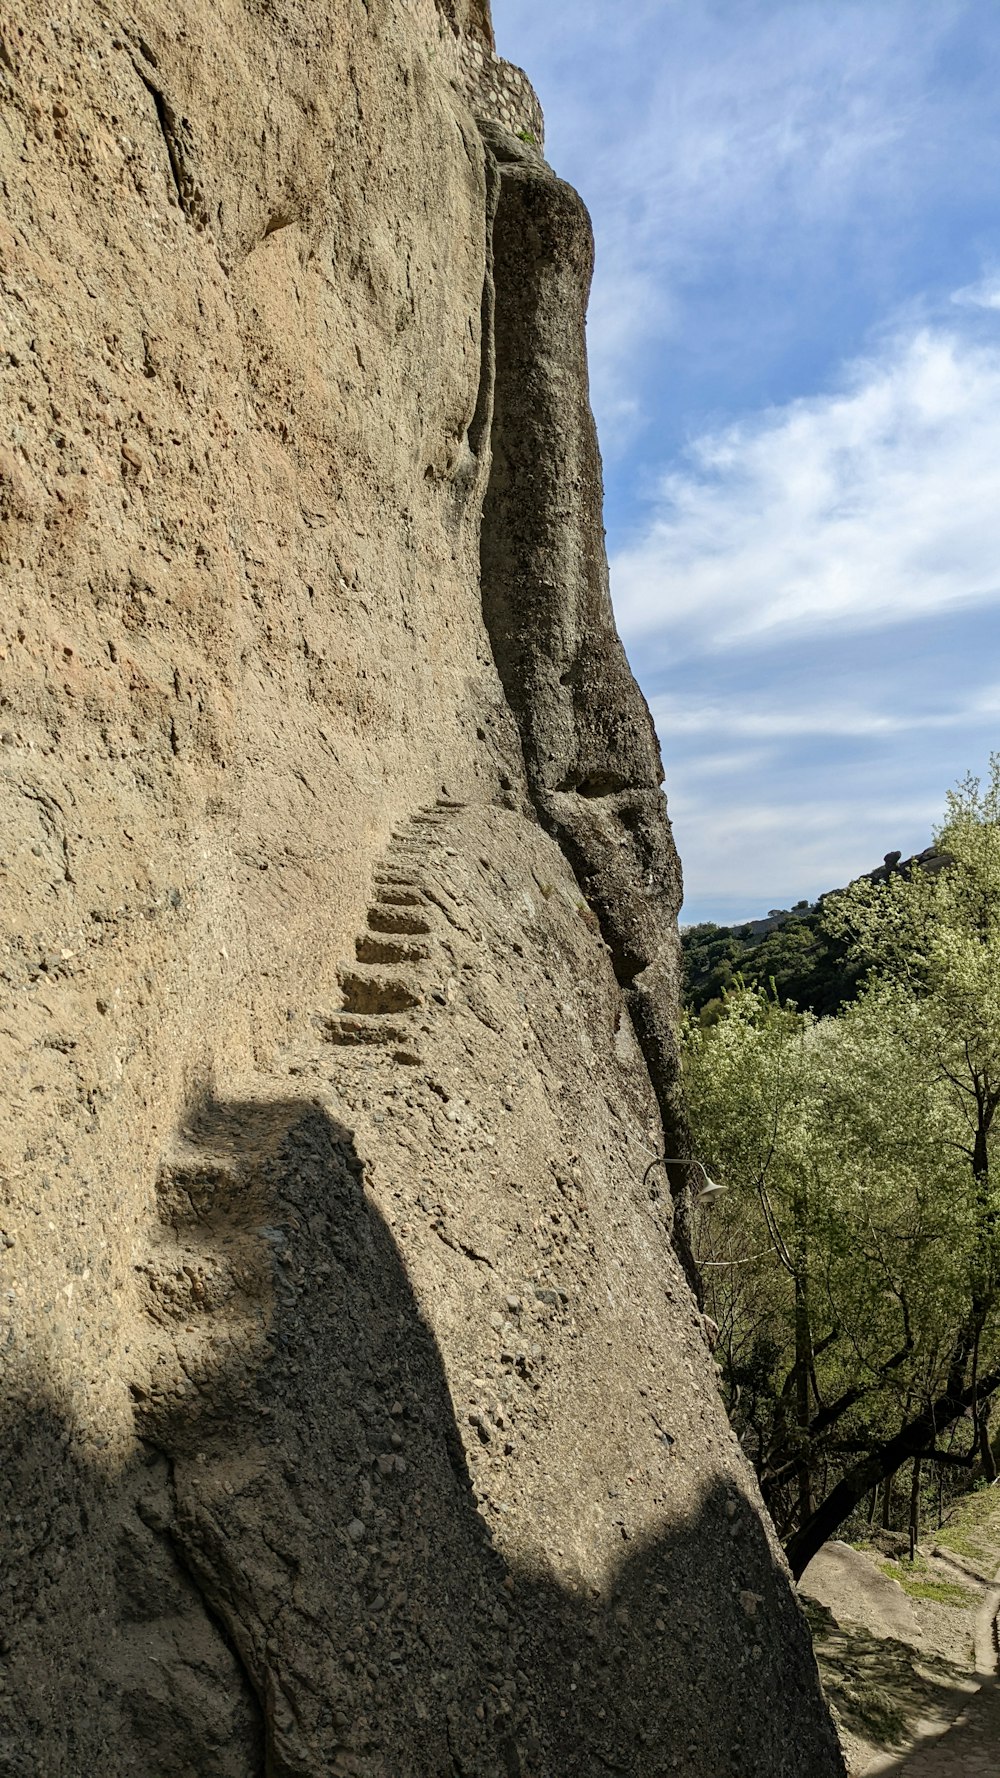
[0,1094,843,1778]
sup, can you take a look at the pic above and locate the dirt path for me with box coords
[879,1674,1000,1776]
[869,1574,1000,1778]
[803,1497,1000,1775]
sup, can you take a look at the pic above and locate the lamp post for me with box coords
[644,1155,726,1204]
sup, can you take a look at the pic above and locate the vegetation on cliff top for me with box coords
[682,906,859,1022]
[681,843,945,1023]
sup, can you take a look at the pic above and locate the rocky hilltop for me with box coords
[0,4,844,1772]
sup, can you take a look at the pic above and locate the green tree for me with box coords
[681,909,862,1020]
[685,762,1000,1578]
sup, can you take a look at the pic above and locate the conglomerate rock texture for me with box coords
[0,3,844,1774]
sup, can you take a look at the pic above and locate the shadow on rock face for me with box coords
[0,1095,843,1778]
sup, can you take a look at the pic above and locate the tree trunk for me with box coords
[979,1403,998,1482]
[947,1115,995,1398]
[785,1361,1000,1580]
[795,1272,813,1526]
[908,1456,921,1560]
[793,1191,813,1527]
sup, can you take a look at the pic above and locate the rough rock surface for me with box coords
[0,3,844,1773]
[479,122,695,1279]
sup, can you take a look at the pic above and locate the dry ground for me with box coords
[801,1490,1000,1775]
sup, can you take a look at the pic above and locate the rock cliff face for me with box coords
[0,4,844,1774]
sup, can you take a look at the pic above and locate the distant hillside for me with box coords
[682,845,943,1019]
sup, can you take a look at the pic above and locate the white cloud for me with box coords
[495,1,988,450]
[583,18,922,438]
[671,747,776,780]
[650,684,1000,743]
[672,791,941,922]
[951,273,1000,311]
[612,328,1000,652]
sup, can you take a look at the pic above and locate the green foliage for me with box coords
[935,1479,1000,1562]
[516,128,538,146]
[681,907,861,1021]
[684,761,1000,1558]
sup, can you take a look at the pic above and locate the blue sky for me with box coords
[490,0,1000,924]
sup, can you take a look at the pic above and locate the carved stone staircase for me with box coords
[315,799,465,1067]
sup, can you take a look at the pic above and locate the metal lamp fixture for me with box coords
[657,1156,727,1204]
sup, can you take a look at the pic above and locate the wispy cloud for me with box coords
[497,0,998,452]
[493,0,1000,922]
[951,272,1000,311]
[673,791,943,923]
[650,684,1000,743]
[613,328,1000,653]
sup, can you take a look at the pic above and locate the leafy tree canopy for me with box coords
[684,762,1000,1576]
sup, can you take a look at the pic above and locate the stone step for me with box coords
[316,1011,420,1054]
[316,1011,424,1067]
[385,845,432,865]
[129,1310,264,1432]
[373,867,425,887]
[154,1147,248,1226]
[338,965,423,1016]
[367,905,432,937]
[136,1225,270,1323]
[374,884,428,908]
[355,933,431,966]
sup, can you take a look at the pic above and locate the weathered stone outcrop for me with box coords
[479,124,695,1278]
[0,3,844,1774]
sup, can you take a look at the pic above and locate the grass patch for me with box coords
[834,1680,908,1746]
[877,1558,972,1607]
[936,1484,1000,1565]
